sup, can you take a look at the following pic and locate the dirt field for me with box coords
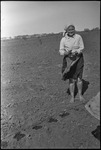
[1,30,100,149]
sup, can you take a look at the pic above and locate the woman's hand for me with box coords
[64,49,72,56]
[72,49,78,55]
[64,51,69,55]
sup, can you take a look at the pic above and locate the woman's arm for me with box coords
[72,36,84,54]
[59,38,65,55]
[59,38,72,55]
[77,35,84,53]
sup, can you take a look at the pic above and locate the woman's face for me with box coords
[67,26,75,37]
[67,29,75,37]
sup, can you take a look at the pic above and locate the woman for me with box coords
[59,24,85,103]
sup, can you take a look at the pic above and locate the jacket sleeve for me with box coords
[59,38,65,55]
[77,35,84,53]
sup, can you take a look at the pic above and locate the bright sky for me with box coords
[1,1,100,38]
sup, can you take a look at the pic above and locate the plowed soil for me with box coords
[1,30,100,149]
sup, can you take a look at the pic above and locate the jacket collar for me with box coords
[65,34,75,39]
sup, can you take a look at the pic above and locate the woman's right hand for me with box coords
[64,49,72,55]
[64,51,69,56]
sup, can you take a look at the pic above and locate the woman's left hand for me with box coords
[72,49,78,55]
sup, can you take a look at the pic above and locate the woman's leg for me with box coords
[69,78,75,103]
[77,78,85,101]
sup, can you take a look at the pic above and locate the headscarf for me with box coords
[63,24,75,36]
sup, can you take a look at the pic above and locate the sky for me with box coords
[1,1,100,38]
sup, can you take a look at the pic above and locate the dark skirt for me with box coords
[62,53,84,81]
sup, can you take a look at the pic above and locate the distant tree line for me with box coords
[84,27,100,32]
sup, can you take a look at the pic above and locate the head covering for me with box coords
[63,24,75,37]
[64,24,75,33]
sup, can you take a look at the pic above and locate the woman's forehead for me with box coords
[68,30,75,33]
[68,26,75,31]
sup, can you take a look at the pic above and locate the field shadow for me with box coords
[67,79,90,97]
[82,79,90,95]
[91,125,100,141]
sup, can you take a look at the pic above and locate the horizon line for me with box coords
[1,27,100,39]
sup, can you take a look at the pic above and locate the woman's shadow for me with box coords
[67,79,90,97]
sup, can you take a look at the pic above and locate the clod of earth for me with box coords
[16,62,21,65]
[32,125,43,130]
[13,131,26,141]
[59,111,70,118]
[48,117,58,123]
[73,108,79,111]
